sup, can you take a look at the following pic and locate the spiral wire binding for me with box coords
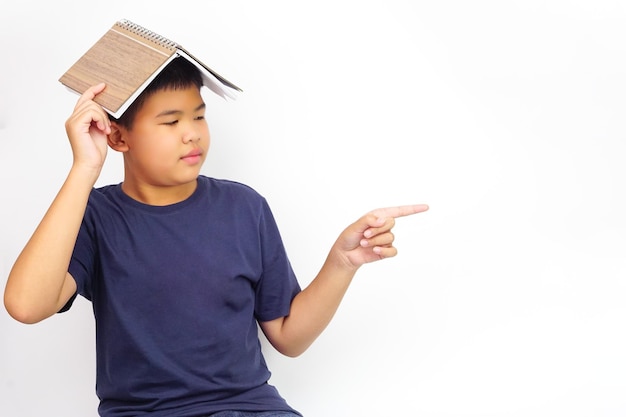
[117,19,179,49]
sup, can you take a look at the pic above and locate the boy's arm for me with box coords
[259,204,429,357]
[4,84,111,324]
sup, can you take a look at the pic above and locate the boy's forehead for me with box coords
[142,87,205,114]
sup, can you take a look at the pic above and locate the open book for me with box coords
[59,19,242,118]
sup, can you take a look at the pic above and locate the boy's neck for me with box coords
[120,178,198,206]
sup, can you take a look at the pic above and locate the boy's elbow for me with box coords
[281,348,306,358]
[4,294,47,324]
[272,340,311,358]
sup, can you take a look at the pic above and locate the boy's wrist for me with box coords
[325,248,360,276]
[68,162,101,186]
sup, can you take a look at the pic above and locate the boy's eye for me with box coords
[162,120,179,126]
[195,115,205,121]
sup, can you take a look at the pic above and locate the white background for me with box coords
[2,1,626,416]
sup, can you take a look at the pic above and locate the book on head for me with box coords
[58,19,242,118]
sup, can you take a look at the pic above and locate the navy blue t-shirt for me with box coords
[67,175,302,416]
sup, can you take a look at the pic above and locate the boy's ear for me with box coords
[107,122,129,152]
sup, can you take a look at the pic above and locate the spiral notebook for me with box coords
[59,19,242,118]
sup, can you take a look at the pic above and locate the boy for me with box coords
[4,57,428,416]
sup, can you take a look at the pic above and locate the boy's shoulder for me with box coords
[92,182,122,198]
[197,175,255,191]
[197,175,264,199]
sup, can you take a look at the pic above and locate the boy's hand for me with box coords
[333,204,429,269]
[64,83,111,174]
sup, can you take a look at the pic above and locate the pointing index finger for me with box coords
[372,204,429,220]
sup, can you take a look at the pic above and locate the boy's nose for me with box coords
[182,130,201,143]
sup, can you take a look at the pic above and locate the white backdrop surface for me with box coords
[1,1,626,416]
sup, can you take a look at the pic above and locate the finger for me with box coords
[74,83,107,110]
[361,230,395,248]
[71,104,110,136]
[371,245,398,259]
[371,204,429,220]
[78,103,111,135]
[91,107,111,134]
[363,217,395,238]
[349,204,428,238]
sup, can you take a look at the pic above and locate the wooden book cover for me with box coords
[59,19,241,118]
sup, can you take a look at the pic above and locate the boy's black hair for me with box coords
[111,57,203,129]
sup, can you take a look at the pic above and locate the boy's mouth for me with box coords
[181,149,203,164]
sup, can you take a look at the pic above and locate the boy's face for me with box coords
[117,86,210,187]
